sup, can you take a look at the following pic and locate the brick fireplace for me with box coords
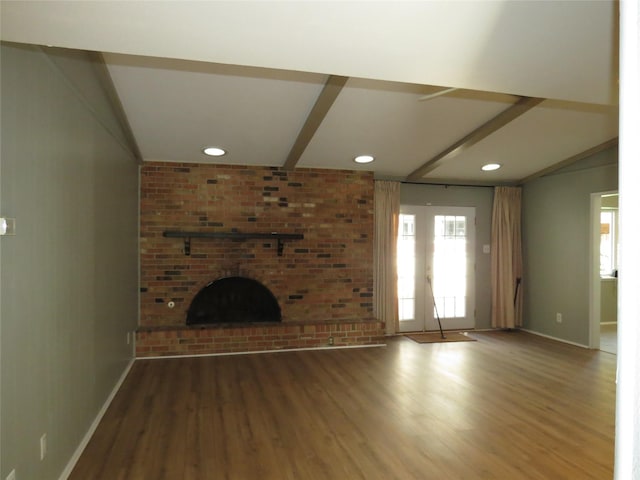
[137,162,384,356]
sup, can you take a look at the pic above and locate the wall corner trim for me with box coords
[57,358,136,480]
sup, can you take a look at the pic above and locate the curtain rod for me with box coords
[399,180,498,189]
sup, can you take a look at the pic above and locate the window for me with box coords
[600,209,618,277]
[433,215,467,318]
[397,214,416,321]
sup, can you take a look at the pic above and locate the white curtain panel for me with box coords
[374,180,400,335]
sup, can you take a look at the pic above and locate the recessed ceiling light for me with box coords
[203,146,227,157]
[481,163,501,171]
[354,155,375,164]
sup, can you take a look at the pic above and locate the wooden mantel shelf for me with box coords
[163,231,304,256]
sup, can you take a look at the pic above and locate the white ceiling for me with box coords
[1,1,619,184]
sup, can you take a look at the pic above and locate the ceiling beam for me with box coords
[406,96,545,181]
[517,137,619,185]
[417,87,459,102]
[282,75,348,171]
[92,52,144,164]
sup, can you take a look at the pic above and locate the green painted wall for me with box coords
[1,43,139,479]
[521,147,618,345]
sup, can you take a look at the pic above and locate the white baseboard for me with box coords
[519,328,590,349]
[58,357,135,480]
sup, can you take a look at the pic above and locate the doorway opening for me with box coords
[589,191,618,353]
[397,205,476,333]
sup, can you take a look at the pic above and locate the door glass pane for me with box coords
[433,215,466,318]
[397,214,415,321]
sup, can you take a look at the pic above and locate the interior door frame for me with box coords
[589,190,618,349]
[398,205,476,332]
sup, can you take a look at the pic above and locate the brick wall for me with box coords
[138,162,381,354]
[136,321,383,357]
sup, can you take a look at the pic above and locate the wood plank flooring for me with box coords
[600,324,617,355]
[69,331,616,479]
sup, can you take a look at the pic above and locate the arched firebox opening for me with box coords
[186,276,281,325]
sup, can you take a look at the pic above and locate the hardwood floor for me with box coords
[69,331,616,479]
[600,323,617,355]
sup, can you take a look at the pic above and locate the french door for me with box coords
[397,205,476,332]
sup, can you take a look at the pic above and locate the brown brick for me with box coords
[138,163,383,355]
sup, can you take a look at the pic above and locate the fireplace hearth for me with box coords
[186,276,281,325]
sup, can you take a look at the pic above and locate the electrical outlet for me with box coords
[328,336,334,346]
[40,433,47,460]
[556,313,562,323]
[6,469,16,480]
